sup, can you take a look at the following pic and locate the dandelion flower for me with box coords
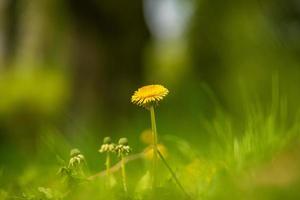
[99,137,115,153]
[115,138,131,157]
[69,148,85,168]
[131,84,169,188]
[131,85,189,197]
[131,84,169,107]
[116,137,131,193]
[99,137,115,185]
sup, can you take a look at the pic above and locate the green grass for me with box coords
[0,84,300,200]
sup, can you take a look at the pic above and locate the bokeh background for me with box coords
[1,0,300,199]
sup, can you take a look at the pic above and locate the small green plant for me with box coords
[69,148,85,169]
[57,148,86,186]
[99,136,116,187]
[131,84,169,188]
[115,137,131,193]
[131,85,190,198]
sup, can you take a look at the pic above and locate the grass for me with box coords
[0,83,300,200]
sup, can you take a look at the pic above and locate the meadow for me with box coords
[1,1,300,199]
[1,80,299,200]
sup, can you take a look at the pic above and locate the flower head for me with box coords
[103,136,112,144]
[131,84,169,108]
[70,148,81,157]
[99,136,115,153]
[115,137,131,157]
[69,148,85,168]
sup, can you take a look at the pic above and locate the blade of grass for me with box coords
[157,149,192,199]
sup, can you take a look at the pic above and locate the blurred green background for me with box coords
[1,0,300,199]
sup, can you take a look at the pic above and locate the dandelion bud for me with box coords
[103,137,112,144]
[99,137,115,153]
[118,138,128,146]
[70,148,81,157]
[69,148,85,168]
[115,138,131,157]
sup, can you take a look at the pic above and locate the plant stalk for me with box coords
[105,152,111,187]
[121,155,128,193]
[149,105,158,189]
[106,152,111,176]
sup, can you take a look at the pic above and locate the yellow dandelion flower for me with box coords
[131,84,169,107]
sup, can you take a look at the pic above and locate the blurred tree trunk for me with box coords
[14,0,69,67]
[10,0,149,119]
[67,0,150,127]
[1,0,149,136]
[0,0,18,69]
[0,0,70,149]
[0,0,5,68]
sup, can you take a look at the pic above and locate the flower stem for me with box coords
[149,105,158,189]
[105,152,111,187]
[121,155,128,193]
[106,152,111,176]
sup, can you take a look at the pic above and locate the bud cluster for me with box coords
[99,137,131,157]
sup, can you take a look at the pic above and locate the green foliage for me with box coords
[0,82,300,200]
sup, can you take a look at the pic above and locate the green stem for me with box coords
[106,152,111,176]
[157,150,191,199]
[105,152,111,187]
[121,155,128,193]
[150,106,158,189]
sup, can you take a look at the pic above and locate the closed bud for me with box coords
[119,138,128,146]
[70,148,81,157]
